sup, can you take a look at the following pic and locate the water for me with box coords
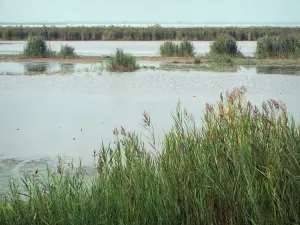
[0,62,90,75]
[0,41,257,57]
[1,63,300,193]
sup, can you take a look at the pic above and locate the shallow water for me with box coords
[1,65,300,193]
[0,61,90,75]
[0,40,257,57]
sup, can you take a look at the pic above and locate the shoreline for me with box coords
[0,55,299,66]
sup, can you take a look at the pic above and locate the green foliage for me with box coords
[193,57,201,64]
[58,44,76,58]
[255,35,300,58]
[211,54,234,64]
[1,26,300,41]
[210,35,242,56]
[159,41,195,57]
[1,87,300,225]
[22,36,55,58]
[107,48,139,72]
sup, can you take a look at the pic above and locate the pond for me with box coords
[0,62,300,193]
[0,40,257,57]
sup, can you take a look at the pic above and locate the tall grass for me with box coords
[1,87,300,224]
[2,26,300,41]
[107,48,139,72]
[22,36,55,58]
[255,35,300,58]
[210,35,242,56]
[58,44,76,58]
[160,41,195,57]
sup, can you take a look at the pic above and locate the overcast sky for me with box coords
[0,0,299,24]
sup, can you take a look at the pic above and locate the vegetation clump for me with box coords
[23,36,55,58]
[107,48,139,72]
[255,35,300,58]
[209,35,242,56]
[159,41,195,57]
[1,87,300,224]
[58,44,76,58]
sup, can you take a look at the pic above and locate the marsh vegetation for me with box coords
[1,87,300,224]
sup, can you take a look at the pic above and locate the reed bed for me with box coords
[23,36,55,58]
[1,26,300,41]
[255,35,300,58]
[1,87,300,225]
[22,38,76,59]
[107,48,139,72]
[58,44,77,58]
[160,41,195,57]
[210,35,242,56]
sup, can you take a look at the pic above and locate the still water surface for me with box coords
[0,41,256,57]
[0,64,300,193]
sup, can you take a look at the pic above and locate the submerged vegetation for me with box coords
[1,26,300,41]
[107,48,139,72]
[209,35,242,56]
[159,41,195,57]
[255,35,300,58]
[1,87,300,224]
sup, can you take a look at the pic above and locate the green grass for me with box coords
[255,35,300,58]
[1,87,300,224]
[159,41,195,57]
[1,25,300,41]
[107,48,139,72]
[209,35,242,56]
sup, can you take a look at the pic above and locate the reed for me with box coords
[1,87,300,225]
[210,35,242,56]
[22,36,55,58]
[58,44,76,58]
[159,41,195,57]
[107,48,139,72]
[255,35,300,58]
[1,26,300,41]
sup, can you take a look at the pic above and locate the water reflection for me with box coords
[24,62,50,73]
[256,66,300,75]
[60,63,75,73]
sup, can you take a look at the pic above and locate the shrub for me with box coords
[58,44,76,58]
[160,41,195,57]
[107,48,139,72]
[193,57,201,64]
[210,35,242,56]
[255,35,300,58]
[23,36,54,58]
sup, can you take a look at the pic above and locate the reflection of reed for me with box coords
[24,63,49,73]
[60,63,75,73]
[256,66,300,75]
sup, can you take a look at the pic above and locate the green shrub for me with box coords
[58,44,76,58]
[23,36,55,58]
[160,41,195,57]
[1,87,300,225]
[193,57,201,64]
[107,48,139,72]
[255,35,300,58]
[210,35,242,56]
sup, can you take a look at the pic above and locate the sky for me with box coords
[0,0,299,25]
